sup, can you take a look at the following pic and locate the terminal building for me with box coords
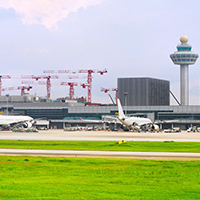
[0,97,199,130]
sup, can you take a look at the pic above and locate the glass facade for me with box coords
[12,103,200,122]
[14,107,114,120]
[158,113,200,121]
[170,53,198,65]
[177,47,191,51]
[16,108,65,120]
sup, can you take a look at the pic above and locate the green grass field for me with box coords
[0,140,200,152]
[1,141,200,199]
[0,156,200,199]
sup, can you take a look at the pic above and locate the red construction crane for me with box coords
[0,74,58,99]
[0,75,35,96]
[0,75,11,96]
[43,69,108,105]
[61,82,88,100]
[18,86,33,96]
[22,75,86,99]
[2,85,33,96]
[21,75,59,99]
[79,69,108,105]
[101,87,118,105]
[33,75,59,99]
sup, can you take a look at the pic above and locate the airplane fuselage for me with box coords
[0,115,34,128]
[117,116,152,127]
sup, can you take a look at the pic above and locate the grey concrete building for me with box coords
[117,77,169,106]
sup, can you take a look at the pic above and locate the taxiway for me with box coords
[0,130,199,142]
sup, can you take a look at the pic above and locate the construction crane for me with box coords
[60,82,88,100]
[79,69,108,105]
[2,86,33,96]
[18,86,33,96]
[0,72,101,101]
[32,75,59,100]
[0,75,11,96]
[43,69,108,105]
[0,75,36,96]
[21,75,59,99]
[22,75,86,100]
[0,74,59,99]
[101,87,118,105]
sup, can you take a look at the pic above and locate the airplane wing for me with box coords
[79,117,102,123]
[154,118,183,124]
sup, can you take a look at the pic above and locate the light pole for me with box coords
[124,92,128,115]
[6,94,9,115]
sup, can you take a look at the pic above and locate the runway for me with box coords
[1,130,200,159]
[0,148,200,160]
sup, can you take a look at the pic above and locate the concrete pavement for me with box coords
[0,130,200,142]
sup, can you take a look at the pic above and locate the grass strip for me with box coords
[0,140,200,152]
[0,156,200,199]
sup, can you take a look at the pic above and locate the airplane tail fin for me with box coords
[117,99,126,119]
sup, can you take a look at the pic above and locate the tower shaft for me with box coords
[180,65,189,105]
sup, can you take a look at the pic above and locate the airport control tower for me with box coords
[170,35,198,105]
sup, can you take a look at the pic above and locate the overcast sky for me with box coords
[0,0,200,105]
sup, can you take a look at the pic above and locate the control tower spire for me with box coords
[170,35,198,105]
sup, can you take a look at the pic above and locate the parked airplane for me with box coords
[0,115,35,128]
[117,99,159,131]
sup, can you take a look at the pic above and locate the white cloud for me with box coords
[0,0,105,29]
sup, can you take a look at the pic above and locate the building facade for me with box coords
[117,77,170,106]
[0,101,200,130]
